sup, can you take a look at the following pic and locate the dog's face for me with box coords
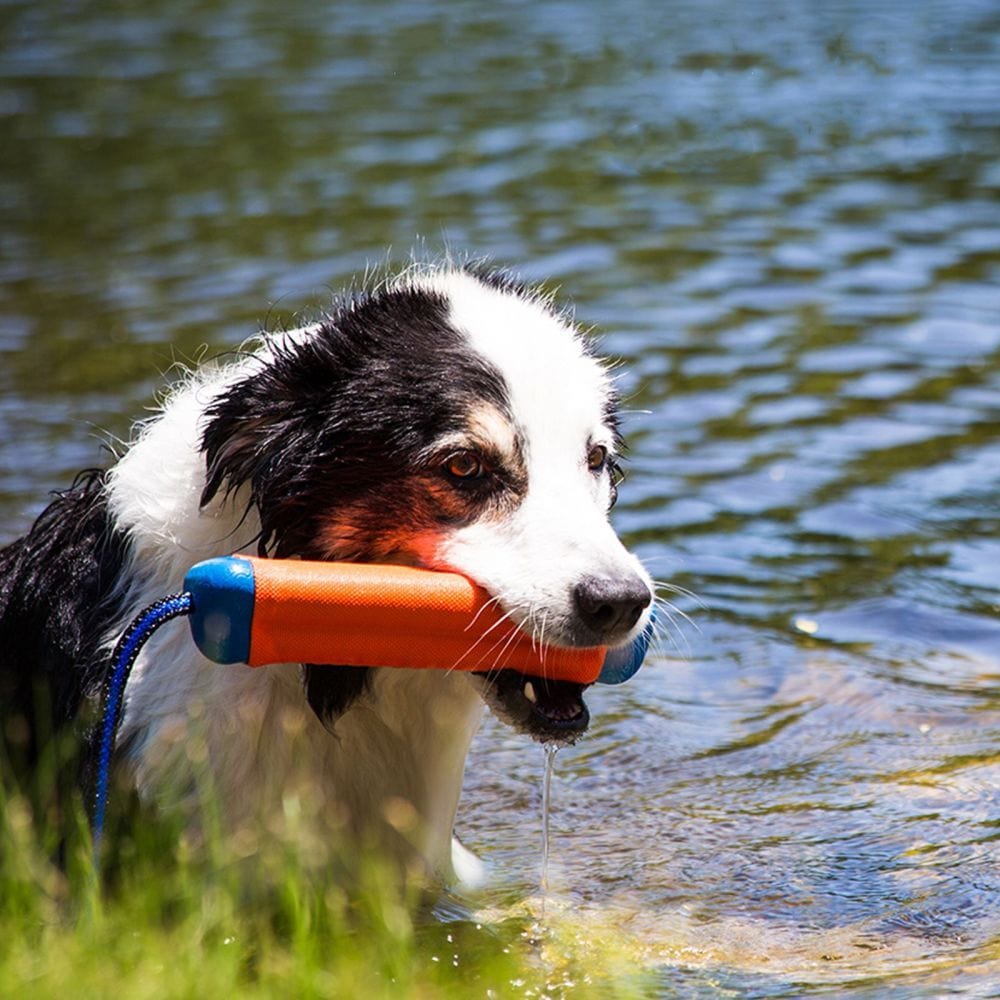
[200,266,653,743]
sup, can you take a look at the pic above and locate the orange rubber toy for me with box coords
[184,556,609,684]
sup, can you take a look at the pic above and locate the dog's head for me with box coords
[199,265,653,743]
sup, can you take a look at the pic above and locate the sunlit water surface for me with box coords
[2,0,998,994]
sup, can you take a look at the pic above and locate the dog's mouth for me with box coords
[364,551,595,743]
[472,669,590,744]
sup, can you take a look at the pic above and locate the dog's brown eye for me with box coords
[587,444,608,472]
[444,450,485,480]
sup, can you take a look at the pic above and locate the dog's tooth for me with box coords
[523,680,537,704]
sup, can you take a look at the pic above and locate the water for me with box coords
[2,0,999,993]
[540,744,559,902]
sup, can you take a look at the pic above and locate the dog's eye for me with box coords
[444,450,486,481]
[587,444,609,472]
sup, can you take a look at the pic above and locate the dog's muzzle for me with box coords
[476,604,657,743]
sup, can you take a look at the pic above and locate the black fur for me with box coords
[199,281,515,728]
[303,663,371,730]
[201,285,512,552]
[0,470,130,776]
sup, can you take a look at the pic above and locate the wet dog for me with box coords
[0,263,652,880]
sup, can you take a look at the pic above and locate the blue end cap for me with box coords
[183,557,256,664]
[598,606,656,685]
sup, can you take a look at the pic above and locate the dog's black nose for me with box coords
[573,575,652,640]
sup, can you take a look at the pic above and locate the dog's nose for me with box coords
[573,575,652,641]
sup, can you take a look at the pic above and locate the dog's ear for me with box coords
[197,344,347,557]
[302,663,372,732]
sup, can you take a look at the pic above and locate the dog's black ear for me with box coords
[199,364,321,556]
[303,663,372,731]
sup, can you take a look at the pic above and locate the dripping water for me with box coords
[540,743,558,904]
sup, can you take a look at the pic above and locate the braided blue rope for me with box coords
[92,592,193,865]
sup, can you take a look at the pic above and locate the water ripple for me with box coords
[2,0,999,991]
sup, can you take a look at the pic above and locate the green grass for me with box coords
[0,759,653,1000]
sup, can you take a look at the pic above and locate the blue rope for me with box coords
[92,592,193,865]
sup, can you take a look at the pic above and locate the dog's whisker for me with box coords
[448,606,522,677]
[526,604,545,654]
[483,606,535,675]
[649,595,695,657]
[654,594,701,635]
[650,577,707,610]
[466,605,520,649]
[527,605,539,655]
[464,593,506,634]
[488,623,525,676]
[536,609,550,677]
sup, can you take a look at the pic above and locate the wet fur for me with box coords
[0,264,652,881]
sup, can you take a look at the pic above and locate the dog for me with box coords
[0,263,653,881]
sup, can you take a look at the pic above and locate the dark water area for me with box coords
[2,0,999,994]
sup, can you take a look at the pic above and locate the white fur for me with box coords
[408,272,651,646]
[105,268,651,882]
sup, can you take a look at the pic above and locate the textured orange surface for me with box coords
[243,557,604,683]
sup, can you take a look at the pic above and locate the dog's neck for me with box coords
[221,666,485,880]
[318,668,485,874]
[123,624,485,879]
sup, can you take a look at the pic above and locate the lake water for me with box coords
[2,0,998,994]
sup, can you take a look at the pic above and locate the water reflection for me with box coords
[2,0,999,992]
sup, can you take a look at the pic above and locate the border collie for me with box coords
[0,263,652,881]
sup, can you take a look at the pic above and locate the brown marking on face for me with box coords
[465,403,521,464]
[318,403,529,563]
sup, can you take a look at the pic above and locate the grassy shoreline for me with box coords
[0,774,651,999]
